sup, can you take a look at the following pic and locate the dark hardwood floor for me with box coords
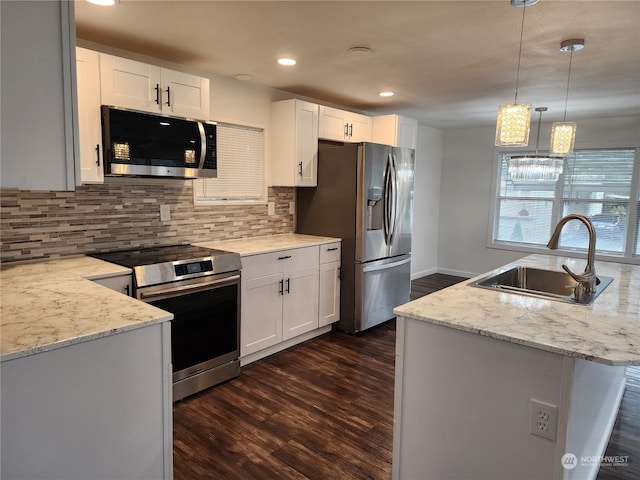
[173,274,639,480]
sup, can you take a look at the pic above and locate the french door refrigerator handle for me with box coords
[383,153,393,245]
[362,256,411,273]
[388,154,399,246]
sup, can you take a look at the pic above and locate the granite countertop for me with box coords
[195,233,341,256]
[1,256,173,362]
[394,254,640,366]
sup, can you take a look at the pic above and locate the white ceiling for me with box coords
[74,0,640,129]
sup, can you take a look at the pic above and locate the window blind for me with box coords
[193,123,265,202]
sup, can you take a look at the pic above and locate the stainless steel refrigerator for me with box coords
[296,141,415,333]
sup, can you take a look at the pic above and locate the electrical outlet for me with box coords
[267,202,275,216]
[160,204,171,222]
[530,399,558,441]
[289,201,295,215]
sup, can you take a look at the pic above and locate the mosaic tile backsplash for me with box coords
[0,183,294,263]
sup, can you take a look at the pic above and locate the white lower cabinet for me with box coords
[241,246,319,358]
[240,242,343,364]
[92,273,132,296]
[319,242,341,327]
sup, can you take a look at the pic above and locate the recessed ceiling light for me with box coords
[87,0,116,5]
[379,91,395,97]
[235,74,253,81]
[348,46,373,56]
[277,58,297,66]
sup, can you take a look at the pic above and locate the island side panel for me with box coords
[0,323,172,480]
[393,316,569,480]
[564,359,626,480]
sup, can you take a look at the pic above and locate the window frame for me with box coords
[488,147,640,264]
[193,121,268,206]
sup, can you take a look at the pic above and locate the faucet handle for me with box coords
[561,264,599,292]
[561,264,584,283]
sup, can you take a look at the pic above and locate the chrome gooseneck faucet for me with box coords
[547,214,599,301]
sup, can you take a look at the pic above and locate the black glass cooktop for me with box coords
[91,244,232,268]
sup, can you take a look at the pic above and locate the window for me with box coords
[193,123,266,204]
[492,148,639,260]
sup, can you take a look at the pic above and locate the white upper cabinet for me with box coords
[269,99,319,187]
[372,114,418,149]
[318,105,371,143]
[76,47,104,184]
[99,54,210,120]
[0,0,76,191]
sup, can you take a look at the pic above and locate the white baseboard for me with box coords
[435,267,478,279]
[411,267,437,280]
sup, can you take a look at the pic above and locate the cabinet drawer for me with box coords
[320,242,341,264]
[241,246,319,279]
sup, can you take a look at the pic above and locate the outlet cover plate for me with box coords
[530,398,558,441]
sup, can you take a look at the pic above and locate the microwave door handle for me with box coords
[197,122,206,169]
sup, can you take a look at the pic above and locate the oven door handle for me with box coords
[139,274,240,301]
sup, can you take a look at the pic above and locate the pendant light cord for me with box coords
[562,50,574,123]
[534,109,543,155]
[514,4,527,104]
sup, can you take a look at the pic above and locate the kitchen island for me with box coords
[392,254,639,480]
[1,256,173,480]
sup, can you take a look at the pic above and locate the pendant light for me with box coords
[495,0,539,147]
[550,38,585,156]
[509,107,564,181]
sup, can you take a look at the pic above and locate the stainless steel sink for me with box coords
[469,266,613,305]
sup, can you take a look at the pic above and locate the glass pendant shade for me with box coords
[550,121,577,156]
[495,103,531,146]
[508,155,563,181]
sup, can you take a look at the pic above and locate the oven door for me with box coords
[137,271,240,392]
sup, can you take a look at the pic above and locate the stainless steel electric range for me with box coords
[92,244,242,401]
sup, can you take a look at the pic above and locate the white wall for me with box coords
[411,125,444,279]
[437,115,640,277]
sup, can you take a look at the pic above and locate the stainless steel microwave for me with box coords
[101,106,217,179]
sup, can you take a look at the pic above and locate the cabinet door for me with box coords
[319,261,340,327]
[76,47,104,183]
[92,274,132,296]
[318,105,348,141]
[282,265,319,340]
[397,116,418,149]
[241,273,283,356]
[295,100,319,186]
[269,99,318,187]
[161,68,210,120]
[348,112,372,142]
[100,54,162,113]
